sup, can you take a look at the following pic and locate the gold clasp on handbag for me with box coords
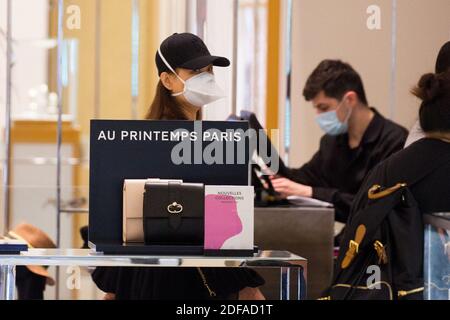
[167,202,183,214]
[341,224,366,269]
[374,240,388,265]
[368,183,407,200]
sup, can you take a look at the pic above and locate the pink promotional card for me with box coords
[204,186,254,250]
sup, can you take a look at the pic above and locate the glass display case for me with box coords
[10,38,79,123]
[1,0,88,300]
[424,213,450,300]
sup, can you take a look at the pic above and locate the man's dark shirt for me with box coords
[284,108,408,223]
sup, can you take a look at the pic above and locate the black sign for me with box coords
[89,120,250,246]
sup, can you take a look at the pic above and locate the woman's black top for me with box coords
[92,267,264,300]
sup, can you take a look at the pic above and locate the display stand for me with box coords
[88,120,251,256]
[0,249,307,301]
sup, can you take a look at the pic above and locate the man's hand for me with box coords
[269,176,313,198]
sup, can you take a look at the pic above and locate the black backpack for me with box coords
[325,153,450,300]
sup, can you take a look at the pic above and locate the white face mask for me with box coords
[158,48,225,107]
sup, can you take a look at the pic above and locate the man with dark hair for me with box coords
[270,59,408,223]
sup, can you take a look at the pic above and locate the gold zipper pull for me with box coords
[374,240,388,265]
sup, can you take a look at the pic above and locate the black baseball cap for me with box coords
[156,33,230,76]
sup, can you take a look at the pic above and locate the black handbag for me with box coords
[143,180,204,245]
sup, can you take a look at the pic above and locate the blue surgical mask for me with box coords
[315,99,352,136]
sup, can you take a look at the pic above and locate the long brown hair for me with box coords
[145,80,202,120]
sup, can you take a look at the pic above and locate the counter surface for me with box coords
[0,249,306,267]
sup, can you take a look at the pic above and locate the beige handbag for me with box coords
[122,178,182,243]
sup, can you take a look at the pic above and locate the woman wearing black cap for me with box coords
[92,33,265,300]
[147,32,231,120]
